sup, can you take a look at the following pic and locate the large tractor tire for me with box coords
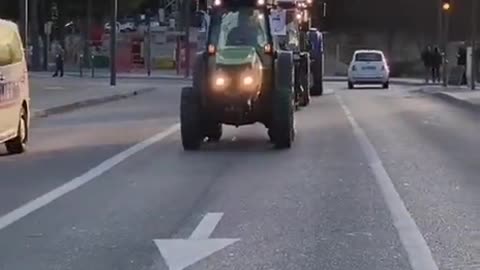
[269,51,295,149]
[310,53,324,96]
[180,54,207,150]
[180,87,203,150]
[298,53,311,107]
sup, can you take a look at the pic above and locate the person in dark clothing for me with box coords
[421,46,433,83]
[457,46,467,85]
[52,44,64,77]
[432,47,442,83]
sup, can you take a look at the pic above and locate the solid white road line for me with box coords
[335,94,439,270]
[189,213,224,240]
[0,123,180,231]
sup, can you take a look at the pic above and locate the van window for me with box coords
[0,24,23,66]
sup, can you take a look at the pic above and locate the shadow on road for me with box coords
[181,136,286,154]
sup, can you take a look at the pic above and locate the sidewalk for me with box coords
[30,71,426,86]
[30,76,156,118]
[324,76,425,86]
[29,70,189,81]
[418,85,480,111]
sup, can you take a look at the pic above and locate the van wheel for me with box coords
[348,81,354,89]
[5,107,28,154]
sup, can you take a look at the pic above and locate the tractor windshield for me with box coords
[209,7,268,51]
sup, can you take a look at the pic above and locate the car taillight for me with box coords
[381,65,385,71]
[352,65,357,71]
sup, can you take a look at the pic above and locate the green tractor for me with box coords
[294,0,324,96]
[274,0,312,108]
[180,0,295,150]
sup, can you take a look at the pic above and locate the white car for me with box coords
[104,22,121,33]
[347,50,390,89]
[0,19,30,154]
[121,21,137,32]
[105,22,137,33]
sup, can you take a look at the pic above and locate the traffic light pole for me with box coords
[471,0,477,90]
[110,0,118,86]
[86,0,93,67]
[146,10,152,77]
[184,0,192,78]
[19,0,28,49]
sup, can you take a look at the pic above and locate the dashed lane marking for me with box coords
[336,94,439,270]
[0,123,180,231]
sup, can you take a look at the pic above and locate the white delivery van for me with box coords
[0,19,30,154]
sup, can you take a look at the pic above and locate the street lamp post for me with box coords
[437,0,443,46]
[110,0,118,86]
[442,0,451,87]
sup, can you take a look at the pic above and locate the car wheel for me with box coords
[180,87,203,150]
[5,106,28,154]
[348,81,354,89]
[383,81,389,89]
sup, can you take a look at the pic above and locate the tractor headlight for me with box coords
[240,70,260,92]
[243,75,254,86]
[216,77,226,86]
[212,72,229,90]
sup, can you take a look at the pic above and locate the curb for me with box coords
[32,87,156,119]
[64,73,191,81]
[431,92,480,112]
[324,77,425,86]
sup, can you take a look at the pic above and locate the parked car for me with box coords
[348,49,390,89]
[104,22,121,33]
[104,22,136,33]
[121,21,137,32]
[0,19,30,154]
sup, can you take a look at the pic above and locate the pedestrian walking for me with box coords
[432,47,442,83]
[457,45,467,85]
[52,44,64,77]
[421,45,433,83]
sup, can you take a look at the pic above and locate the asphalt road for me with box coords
[0,81,479,270]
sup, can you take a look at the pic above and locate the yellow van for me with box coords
[0,19,30,154]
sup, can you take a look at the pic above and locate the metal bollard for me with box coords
[79,54,84,77]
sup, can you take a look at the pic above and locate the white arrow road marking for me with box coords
[154,213,240,270]
[189,213,224,240]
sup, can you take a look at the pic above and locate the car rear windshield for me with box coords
[355,52,383,62]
